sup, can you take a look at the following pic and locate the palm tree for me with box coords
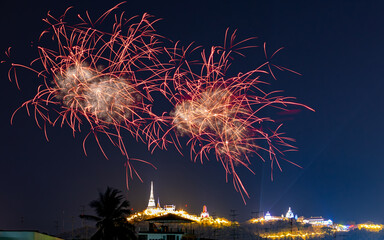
[80,187,137,240]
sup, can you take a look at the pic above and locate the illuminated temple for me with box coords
[127,181,231,226]
[249,207,334,226]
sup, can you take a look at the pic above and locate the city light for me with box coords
[261,231,325,239]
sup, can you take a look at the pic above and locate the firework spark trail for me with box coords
[159,31,314,202]
[7,4,167,182]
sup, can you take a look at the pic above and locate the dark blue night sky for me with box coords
[1,0,384,234]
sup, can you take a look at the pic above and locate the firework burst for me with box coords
[160,31,314,202]
[7,3,166,181]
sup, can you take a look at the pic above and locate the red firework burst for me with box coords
[6,3,166,182]
[159,30,314,202]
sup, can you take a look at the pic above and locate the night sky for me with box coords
[1,0,384,235]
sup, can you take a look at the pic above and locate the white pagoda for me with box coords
[147,181,156,209]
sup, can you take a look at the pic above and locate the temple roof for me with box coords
[145,213,195,223]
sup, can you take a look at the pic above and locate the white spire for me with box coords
[147,181,156,209]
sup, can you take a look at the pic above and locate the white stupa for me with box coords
[147,181,156,209]
[265,211,272,221]
[286,207,294,219]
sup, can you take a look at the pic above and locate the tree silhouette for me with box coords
[80,187,137,240]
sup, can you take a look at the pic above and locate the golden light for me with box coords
[358,223,383,232]
[261,231,326,239]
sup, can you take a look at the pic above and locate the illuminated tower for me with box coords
[200,205,209,218]
[147,181,156,209]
